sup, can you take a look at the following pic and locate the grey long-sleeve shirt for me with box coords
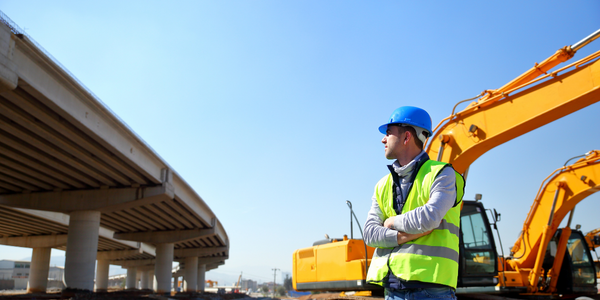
[363,151,457,248]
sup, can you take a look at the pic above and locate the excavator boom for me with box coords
[584,228,600,250]
[478,28,600,103]
[426,49,600,174]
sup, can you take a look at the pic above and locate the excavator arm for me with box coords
[506,150,600,292]
[584,228,600,250]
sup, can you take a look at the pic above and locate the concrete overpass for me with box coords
[0,12,228,294]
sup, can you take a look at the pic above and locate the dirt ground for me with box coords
[0,290,261,300]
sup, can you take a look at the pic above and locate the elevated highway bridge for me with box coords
[0,12,228,294]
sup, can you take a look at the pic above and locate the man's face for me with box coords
[382,125,406,160]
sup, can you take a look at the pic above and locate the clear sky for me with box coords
[1,0,600,286]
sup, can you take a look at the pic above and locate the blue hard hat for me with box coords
[378,106,433,136]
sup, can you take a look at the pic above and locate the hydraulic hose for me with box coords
[346,200,370,275]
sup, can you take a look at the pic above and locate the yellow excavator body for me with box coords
[293,236,375,292]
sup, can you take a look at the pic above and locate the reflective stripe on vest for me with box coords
[437,219,460,237]
[394,243,458,261]
[366,160,465,289]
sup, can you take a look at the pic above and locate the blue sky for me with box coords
[1,1,600,286]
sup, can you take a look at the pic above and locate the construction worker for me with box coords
[364,106,465,300]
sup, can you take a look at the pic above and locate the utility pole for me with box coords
[272,268,280,297]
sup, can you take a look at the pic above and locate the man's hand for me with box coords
[383,216,395,229]
[397,230,432,245]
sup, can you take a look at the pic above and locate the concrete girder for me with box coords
[173,246,227,258]
[0,113,118,187]
[10,207,70,224]
[175,255,227,266]
[97,249,144,260]
[0,184,174,213]
[0,22,18,93]
[0,234,67,248]
[116,259,155,268]
[0,160,53,190]
[98,227,141,250]
[12,34,165,184]
[0,207,154,254]
[137,242,156,257]
[0,131,100,188]
[172,174,214,226]
[197,256,228,266]
[2,88,149,185]
[206,262,225,271]
[134,265,155,272]
[114,228,215,244]
[213,219,228,247]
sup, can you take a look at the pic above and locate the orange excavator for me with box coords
[584,228,600,279]
[293,28,600,298]
[206,280,218,288]
[496,150,600,295]
[585,228,600,251]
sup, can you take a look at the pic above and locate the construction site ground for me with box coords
[1,291,599,300]
[0,290,273,300]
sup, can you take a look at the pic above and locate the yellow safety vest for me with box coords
[366,160,465,289]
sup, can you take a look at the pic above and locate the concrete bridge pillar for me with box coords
[95,259,110,292]
[27,247,51,293]
[64,210,101,291]
[140,269,151,290]
[184,256,198,292]
[126,267,137,289]
[136,269,142,289]
[154,243,174,295]
[149,269,156,291]
[197,264,206,292]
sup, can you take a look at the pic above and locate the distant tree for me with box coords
[277,286,287,296]
[261,285,269,294]
[120,278,126,288]
[283,274,293,291]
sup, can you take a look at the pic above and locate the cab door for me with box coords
[458,201,498,287]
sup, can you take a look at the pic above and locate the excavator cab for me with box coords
[458,200,499,287]
[552,229,597,295]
